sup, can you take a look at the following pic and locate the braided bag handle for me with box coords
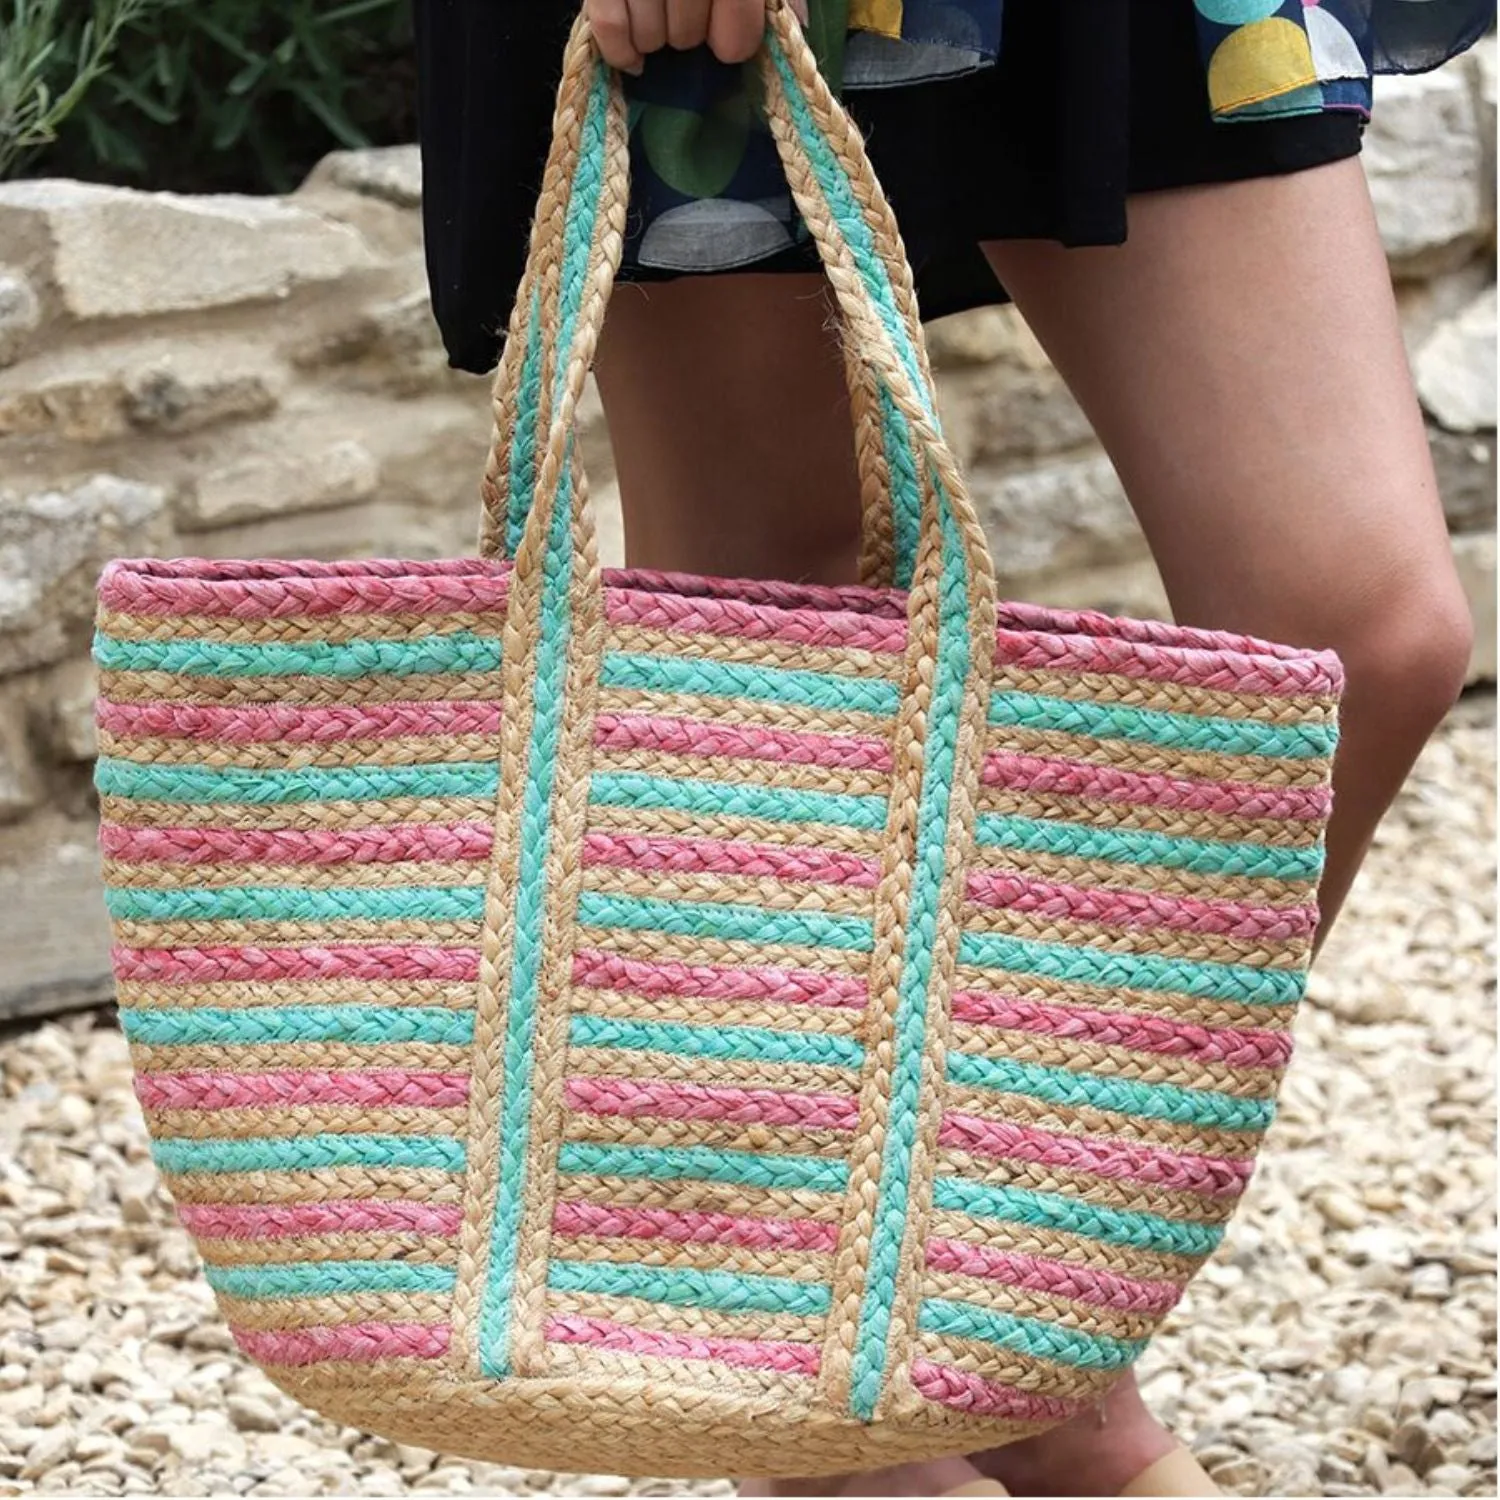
[479,10,932,590]
[457,2,1000,1418]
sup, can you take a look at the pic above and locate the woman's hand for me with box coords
[588,0,808,74]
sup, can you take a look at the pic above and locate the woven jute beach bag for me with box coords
[93,0,1344,1479]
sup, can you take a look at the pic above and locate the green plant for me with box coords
[18,0,414,194]
[0,0,168,178]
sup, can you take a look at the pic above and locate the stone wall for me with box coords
[0,48,1493,1020]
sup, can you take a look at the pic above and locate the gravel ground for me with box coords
[0,696,1492,1500]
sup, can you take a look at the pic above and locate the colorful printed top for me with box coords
[622,0,1493,272]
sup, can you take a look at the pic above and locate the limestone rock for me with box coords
[124,359,280,436]
[0,813,113,1020]
[1431,429,1497,533]
[0,712,39,825]
[1364,68,1486,273]
[946,368,1094,468]
[0,270,40,369]
[302,146,423,210]
[0,371,129,443]
[40,658,98,763]
[1417,286,1497,434]
[1452,531,1496,685]
[290,287,456,396]
[0,342,282,444]
[180,439,380,529]
[926,306,1046,370]
[0,181,376,320]
[1473,37,1497,235]
[972,451,1143,582]
[0,475,171,676]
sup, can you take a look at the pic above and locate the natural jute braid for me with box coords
[90,0,1342,1476]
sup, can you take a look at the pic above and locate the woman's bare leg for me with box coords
[971,158,1472,1494]
[595,273,864,584]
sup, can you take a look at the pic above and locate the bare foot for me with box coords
[739,1454,992,1496]
[968,1373,1175,1497]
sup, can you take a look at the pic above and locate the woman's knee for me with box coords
[1313,556,1474,730]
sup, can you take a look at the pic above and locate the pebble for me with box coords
[0,701,1492,1498]
[226,1394,283,1434]
[1413,1262,1457,1299]
[1317,1189,1369,1230]
[19,1427,75,1481]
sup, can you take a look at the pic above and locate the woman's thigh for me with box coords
[980,157,1460,653]
[594,273,865,584]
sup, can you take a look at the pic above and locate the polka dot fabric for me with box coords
[93,5,1347,1481]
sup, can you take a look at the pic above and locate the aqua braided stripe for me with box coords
[880,386,920,592]
[105,885,485,925]
[846,499,974,1420]
[92,630,501,680]
[988,691,1335,761]
[767,45,986,1405]
[95,759,498,806]
[102,758,888,821]
[478,59,610,1383]
[152,1133,465,1176]
[205,1260,456,1301]
[602,653,899,716]
[505,284,546,559]
[917,1298,1148,1371]
[118,1006,474,1048]
[569,1013,865,1070]
[956,931,1304,1007]
[930,1176,1225,1258]
[98,635,915,709]
[589,771,888,830]
[556,1141,850,1194]
[547,1257,831,1317]
[972,814,1325,882]
[944,1050,1273,1132]
[576,890,873,951]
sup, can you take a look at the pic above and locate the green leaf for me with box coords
[805,0,848,95]
[101,68,175,123]
[289,77,368,150]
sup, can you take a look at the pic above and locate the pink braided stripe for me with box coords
[582,832,879,888]
[233,1322,450,1367]
[965,871,1316,940]
[180,1201,461,1240]
[564,1076,860,1131]
[100,559,1341,692]
[552,1200,840,1253]
[924,1238,1182,1315]
[909,1359,1084,1422]
[593,713,891,771]
[940,1112,1251,1199]
[113,944,479,984]
[980,750,1332,822]
[137,1070,470,1112]
[101,823,494,867]
[546,1315,821,1376]
[96,700,500,744]
[948,990,1293,1069]
[570,949,868,1010]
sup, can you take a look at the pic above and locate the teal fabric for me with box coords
[931,1176,1226,1258]
[945,1049,1275,1131]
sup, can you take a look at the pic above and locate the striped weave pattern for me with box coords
[96,559,1340,1474]
[93,1,1342,1481]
